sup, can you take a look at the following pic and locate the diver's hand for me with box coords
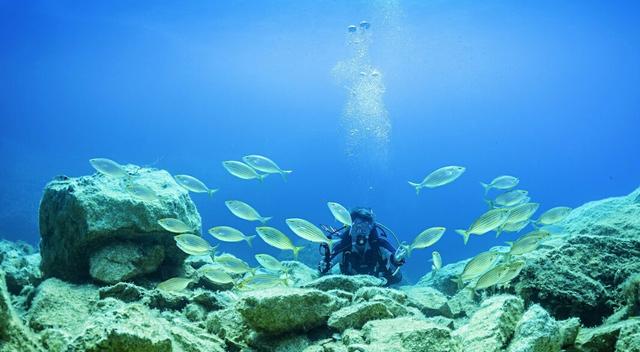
[393,246,408,265]
[318,259,331,274]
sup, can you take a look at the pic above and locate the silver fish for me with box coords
[327,202,352,227]
[222,160,267,181]
[89,158,128,178]
[242,155,292,180]
[255,226,304,259]
[408,166,466,195]
[158,218,192,234]
[481,175,519,195]
[456,208,511,245]
[409,227,446,254]
[536,207,572,226]
[225,200,272,223]
[286,218,334,251]
[174,174,217,197]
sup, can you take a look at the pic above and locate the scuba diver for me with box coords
[318,207,407,285]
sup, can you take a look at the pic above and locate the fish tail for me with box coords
[208,188,218,198]
[455,229,470,245]
[257,173,269,182]
[245,235,256,247]
[480,182,491,195]
[495,227,503,238]
[484,198,494,209]
[531,220,541,230]
[292,246,304,260]
[280,170,293,181]
[408,181,421,195]
[260,216,272,224]
[452,276,463,290]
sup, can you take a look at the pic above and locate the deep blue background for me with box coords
[1,1,639,282]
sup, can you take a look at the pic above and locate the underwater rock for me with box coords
[514,233,640,326]
[506,304,562,352]
[302,274,385,293]
[615,320,640,352]
[282,260,318,286]
[448,287,479,320]
[236,287,345,335]
[354,286,408,304]
[621,273,640,316]
[558,317,581,348]
[26,278,98,340]
[453,294,524,352]
[416,259,469,296]
[327,301,394,331]
[401,286,453,318]
[98,282,144,302]
[361,316,460,352]
[205,307,252,350]
[0,269,45,352]
[0,240,42,295]
[570,318,640,352]
[143,289,190,311]
[39,167,201,282]
[341,328,365,346]
[89,242,165,284]
[191,290,227,311]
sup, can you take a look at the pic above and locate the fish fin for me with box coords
[245,235,256,247]
[452,276,463,290]
[208,188,218,197]
[408,181,421,195]
[480,182,490,195]
[484,198,494,209]
[260,216,272,224]
[505,241,513,246]
[257,173,269,182]
[531,221,541,230]
[280,170,293,181]
[455,229,470,245]
[292,246,305,260]
[495,227,503,238]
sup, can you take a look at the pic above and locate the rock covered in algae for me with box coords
[506,304,562,352]
[301,274,385,292]
[0,269,45,352]
[453,294,524,352]
[236,287,346,335]
[570,318,640,352]
[361,316,461,352]
[327,301,394,331]
[38,167,201,283]
[89,242,165,284]
[401,285,453,318]
[0,240,41,295]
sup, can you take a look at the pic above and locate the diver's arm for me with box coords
[378,238,406,266]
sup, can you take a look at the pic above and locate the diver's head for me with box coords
[350,208,376,251]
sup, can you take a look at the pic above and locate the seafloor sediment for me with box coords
[0,170,639,351]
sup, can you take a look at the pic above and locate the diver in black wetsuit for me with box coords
[318,207,407,285]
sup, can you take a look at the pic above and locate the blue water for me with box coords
[1,1,639,282]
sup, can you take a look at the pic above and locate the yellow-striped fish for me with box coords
[431,251,442,272]
[225,200,272,223]
[222,160,267,181]
[157,277,191,292]
[200,266,235,285]
[456,208,511,245]
[504,202,540,224]
[242,155,293,181]
[236,273,287,291]
[174,174,217,197]
[126,183,157,202]
[214,254,254,275]
[254,254,285,272]
[286,218,334,251]
[208,226,255,246]
[327,202,352,227]
[459,251,502,282]
[174,234,214,256]
[508,236,541,256]
[255,226,304,259]
[89,158,128,178]
[535,207,572,226]
[408,227,446,255]
[408,166,466,195]
[474,264,510,291]
[495,260,526,286]
[488,190,528,208]
[480,175,519,195]
[158,218,192,234]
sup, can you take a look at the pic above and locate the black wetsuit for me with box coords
[320,226,403,285]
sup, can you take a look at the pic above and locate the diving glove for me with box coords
[393,246,408,264]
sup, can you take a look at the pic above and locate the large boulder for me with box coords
[38,167,201,283]
[507,304,562,352]
[571,319,640,352]
[236,287,346,335]
[453,295,524,352]
[327,301,393,331]
[301,274,385,293]
[361,316,460,352]
[401,286,453,318]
